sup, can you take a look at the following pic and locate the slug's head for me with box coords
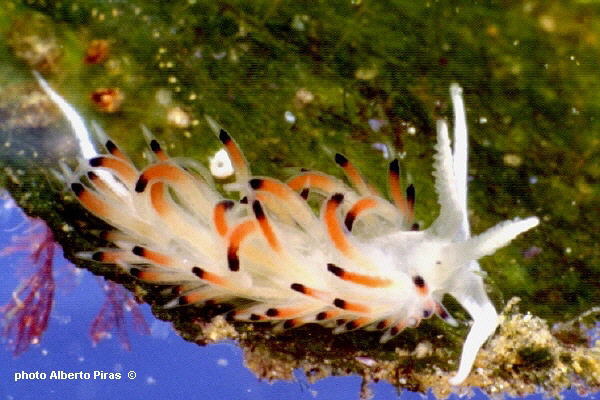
[397,215,540,297]
[400,239,461,297]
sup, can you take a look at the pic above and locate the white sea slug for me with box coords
[36,72,539,385]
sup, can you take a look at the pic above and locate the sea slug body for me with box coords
[36,72,539,385]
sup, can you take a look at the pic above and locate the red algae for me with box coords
[0,194,149,355]
[1,218,57,355]
[90,281,149,351]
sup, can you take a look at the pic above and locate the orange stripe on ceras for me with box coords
[344,197,378,231]
[89,156,137,186]
[333,298,371,314]
[248,313,267,321]
[227,220,257,271]
[149,182,169,216]
[150,139,169,161]
[335,153,369,194]
[389,321,406,336]
[132,246,173,266]
[71,183,109,217]
[87,171,113,195]
[130,268,165,282]
[105,140,128,162]
[99,230,125,242]
[178,291,209,306]
[290,283,329,301]
[135,163,187,193]
[249,178,291,199]
[375,319,391,330]
[412,275,428,295]
[283,318,302,329]
[219,129,249,178]
[287,172,337,193]
[327,263,391,288]
[406,184,415,223]
[130,268,181,283]
[346,317,371,330]
[315,309,342,321]
[324,193,352,255]
[91,250,122,263]
[252,200,281,252]
[191,266,227,286]
[171,283,199,296]
[265,307,304,319]
[388,159,409,215]
[213,200,234,237]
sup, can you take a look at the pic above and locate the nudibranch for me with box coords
[36,71,539,385]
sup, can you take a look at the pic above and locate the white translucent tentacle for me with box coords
[33,71,98,160]
[428,120,463,238]
[54,160,75,183]
[454,217,540,264]
[447,216,538,384]
[450,83,470,241]
[204,114,222,136]
[449,280,499,385]
[90,121,109,147]
[141,124,156,145]
[34,71,129,197]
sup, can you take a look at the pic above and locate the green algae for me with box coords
[0,0,599,396]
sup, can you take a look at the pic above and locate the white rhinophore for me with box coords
[34,71,128,198]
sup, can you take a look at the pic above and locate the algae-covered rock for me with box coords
[0,0,598,397]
